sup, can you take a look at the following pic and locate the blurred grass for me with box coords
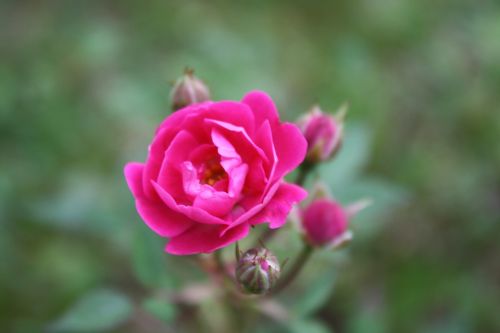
[1,0,500,332]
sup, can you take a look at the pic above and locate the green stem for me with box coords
[213,250,243,332]
[295,162,312,187]
[214,250,234,286]
[270,244,313,295]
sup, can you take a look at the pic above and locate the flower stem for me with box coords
[214,250,233,286]
[294,163,311,187]
[270,244,313,295]
[212,250,245,332]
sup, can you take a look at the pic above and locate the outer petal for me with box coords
[242,91,279,127]
[160,130,199,168]
[158,100,255,135]
[273,123,307,180]
[165,223,250,255]
[246,182,308,229]
[156,101,212,134]
[245,159,267,193]
[135,198,194,237]
[220,180,285,235]
[254,120,278,195]
[124,162,145,197]
[157,130,199,202]
[207,101,256,135]
[142,127,175,199]
[144,107,210,198]
[124,163,194,237]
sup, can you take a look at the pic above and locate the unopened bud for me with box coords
[299,104,346,163]
[301,198,349,247]
[300,195,370,249]
[170,69,211,111]
[235,248,280,295]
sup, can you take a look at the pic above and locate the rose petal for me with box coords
[189,144,217,165]
[161,130,199,167]
[152,181,230,225]
[207,101,256,135]
[136,197,194,237]
[211,128,242,172]
[245,159,267,193]
[156,102,212,134]
[193,187,235,217]
[181,161,202,197]
[227,163,248,198]
[246,182,308,229]
[160,101,255,136]
[242,91,279,127]
[254,120,278,195]
[220,180,283,235]
[124,162,145,197]
[165,223,250,255]
[205,119,268,163]
[157,131,199,202]
[142,126,176,199]
[273,123,307,180]
[181,160,243,217]
[125,162,194,237]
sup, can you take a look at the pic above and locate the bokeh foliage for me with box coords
[1,0,499,332]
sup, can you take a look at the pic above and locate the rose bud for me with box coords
[170,69,211,111]
[236,248,281,295]
[300,197,370,249]
[299,104,346,163]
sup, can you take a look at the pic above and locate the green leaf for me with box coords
[339,177,410,239]
[29,173,126,236]
[142,297,177,323]
[132,223,175,288]
[49,289,133,332]
[347,308,387,333]
[292,266,336,317]
[287,319,331,333]
[423,317,472,333]
[316,123,371,189]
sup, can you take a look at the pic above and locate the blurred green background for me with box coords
[1,0,500,332]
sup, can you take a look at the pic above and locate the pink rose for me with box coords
[124,91,308,255]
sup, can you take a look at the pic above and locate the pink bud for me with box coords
[300,105,345,163]
[301,198,349,247]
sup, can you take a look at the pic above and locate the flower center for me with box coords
[200,159,227,186]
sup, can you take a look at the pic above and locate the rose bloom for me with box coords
[124,91,307,255]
